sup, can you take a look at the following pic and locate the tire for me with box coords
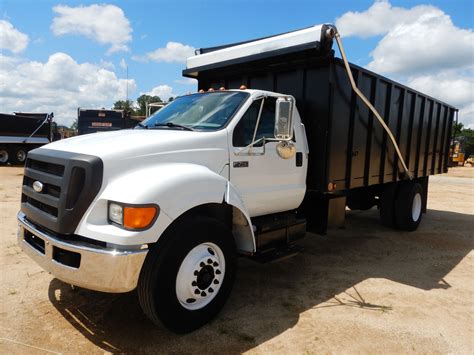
[13,146,28,165]
[379,183,398,228]
[394,182,423,231]
[0,147,9,165]
[138,215,237,333]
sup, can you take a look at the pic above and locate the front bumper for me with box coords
[17,212,148,293]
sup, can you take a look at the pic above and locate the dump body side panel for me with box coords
[193,52,456,193]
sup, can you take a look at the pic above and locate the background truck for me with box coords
[0,112,53,165]
[77,108,138,135]
[17,24,456,333]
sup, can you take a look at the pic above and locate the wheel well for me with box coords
[157,203,255,255]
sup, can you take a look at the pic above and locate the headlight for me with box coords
[108,202,159,230]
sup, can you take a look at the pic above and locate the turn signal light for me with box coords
[124,206,158,229]
[108,202,159,230]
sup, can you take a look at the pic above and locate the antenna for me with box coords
[126,64,129,102]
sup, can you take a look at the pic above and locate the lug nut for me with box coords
[207,259,212,264]
[213,279,219,284]
[201,291,207,297]
[216,269,221,275]
[213,262,218,267]
[194,289,200,295]
[192,281,197,286]
[194,270,199,276]
[200,262,205,267]
[208,288,214,293]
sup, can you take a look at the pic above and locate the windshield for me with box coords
[138,91,249,131]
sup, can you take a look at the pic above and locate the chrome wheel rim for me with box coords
[16,150,26,162]
[176,242,225,310]
[0,150,8,163]
[412,193,422,222]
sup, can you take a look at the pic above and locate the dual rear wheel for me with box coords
[0,146,28,165]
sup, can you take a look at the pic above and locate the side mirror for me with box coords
[275,97,294,141]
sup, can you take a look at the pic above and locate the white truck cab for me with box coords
[17,89,309,332]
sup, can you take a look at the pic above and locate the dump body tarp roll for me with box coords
[184,28,457,193]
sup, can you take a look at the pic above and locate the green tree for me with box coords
[70,119,78,131]
[113,99,135,117]
[452,122,464,138]
[136,95,161,116]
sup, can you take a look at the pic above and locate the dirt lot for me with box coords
[1,166,473,353]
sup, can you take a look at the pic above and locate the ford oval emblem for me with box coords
[33,181,44,193]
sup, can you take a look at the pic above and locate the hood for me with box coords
[43,128,229,175]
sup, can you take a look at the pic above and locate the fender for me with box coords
[225,181,256,253]
[76,163,256,252]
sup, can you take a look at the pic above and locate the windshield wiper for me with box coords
[136,122,148,129]
[153,122,194,131]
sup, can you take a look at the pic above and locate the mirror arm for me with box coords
[235,137,266,156]
[250,98,265,154]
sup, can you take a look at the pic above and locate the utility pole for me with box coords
[126,64,129,103]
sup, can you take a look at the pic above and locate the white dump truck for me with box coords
[17,25,456,333]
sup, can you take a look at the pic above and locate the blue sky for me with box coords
[1,0,473,126]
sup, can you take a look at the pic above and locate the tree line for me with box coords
[113,94,174,117]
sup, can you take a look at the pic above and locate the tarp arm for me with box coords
[326,26,413,180]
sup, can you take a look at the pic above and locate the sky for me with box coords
[0,0,473,127]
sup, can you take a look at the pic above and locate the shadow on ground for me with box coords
[47,208,473,352]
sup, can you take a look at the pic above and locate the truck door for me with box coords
[229,96,307,217]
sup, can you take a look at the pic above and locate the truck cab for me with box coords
[17,89,308,332]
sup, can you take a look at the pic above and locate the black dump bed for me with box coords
[184,31,457,192]
[0,113,51,140]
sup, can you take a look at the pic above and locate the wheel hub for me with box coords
[176,242,225,310]
[196,265,215,290]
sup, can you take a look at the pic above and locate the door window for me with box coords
[233,97,276,147]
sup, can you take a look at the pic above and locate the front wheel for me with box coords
[138,216,236,333]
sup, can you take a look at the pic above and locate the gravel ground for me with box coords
[0,166,473,354]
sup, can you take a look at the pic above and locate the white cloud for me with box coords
[335,1,441,38]
[335,1,474,128]
[174,78,197,85]
[132,42,195,63]
[0,53,136,126]
[366,12,474,75]
[144,85,176,101]
[51,4,132,54]
[120,58,127,70]
[0,20,29,53]
[407,73,474,128]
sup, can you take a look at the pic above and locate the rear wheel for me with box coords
[394,182,423,231]
[13,146,28,165]
[0,147,9,165]
[138,216,236,333]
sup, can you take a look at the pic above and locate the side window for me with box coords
[233,97,276,147]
